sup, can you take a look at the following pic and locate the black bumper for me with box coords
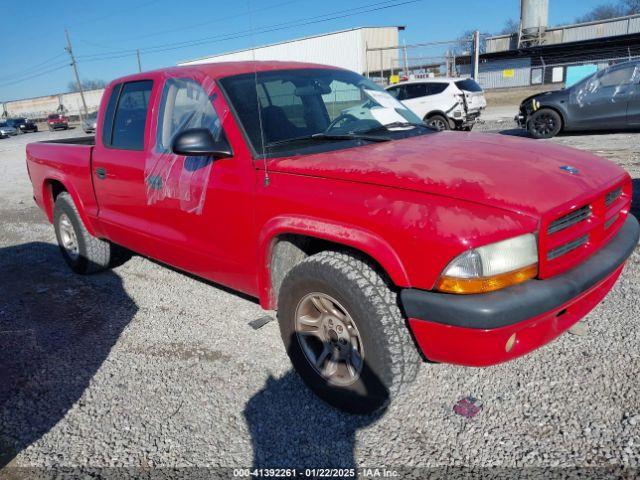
[401,215,639,330]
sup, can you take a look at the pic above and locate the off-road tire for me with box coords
[528,108,562,139]
[277,251,421,414]
[53,192,112,274]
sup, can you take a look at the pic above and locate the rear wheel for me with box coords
[277,251,420,414]
[53,192,113,274]
[426,114,450,131]
[528,109,562,139]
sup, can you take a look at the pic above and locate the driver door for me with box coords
[144,74,258,295]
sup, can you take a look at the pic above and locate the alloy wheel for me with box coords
[294,292,365,386]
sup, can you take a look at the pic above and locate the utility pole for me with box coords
[136,49,142,73]
[473,30,480,80]
[403,40,409,78]
[65,29,88,117]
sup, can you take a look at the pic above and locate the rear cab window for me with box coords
[102,80,153,150]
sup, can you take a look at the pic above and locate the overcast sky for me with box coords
[2,0,608,101]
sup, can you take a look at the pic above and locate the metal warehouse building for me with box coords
[468,13,640,90]
[179,26,402,77]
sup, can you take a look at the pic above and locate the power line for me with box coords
[65,0,162,28]
[0,64,69,88]
[113,0,304,43]
[76,0,421,62]
[0,53,67,82]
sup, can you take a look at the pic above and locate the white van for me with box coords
[386,78,487,131]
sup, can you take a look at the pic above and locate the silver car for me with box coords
[82,112,98,134]
[0,121,18,138]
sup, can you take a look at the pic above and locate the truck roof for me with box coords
[108,61,341,87]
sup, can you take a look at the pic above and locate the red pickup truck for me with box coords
[26,62,639,413]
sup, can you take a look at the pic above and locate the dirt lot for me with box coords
[0,124,639,477]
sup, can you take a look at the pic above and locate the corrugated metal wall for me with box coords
[460,58,532,89]
[361,27,400,74]
[486,35,517,54]
[180,27,399,75]
[486,14,640,53]
[2,89,104,118]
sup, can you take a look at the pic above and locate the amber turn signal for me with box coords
[435,264,538,294]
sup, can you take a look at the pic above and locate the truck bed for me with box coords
[26,137,97,226]
[37,136,95,146]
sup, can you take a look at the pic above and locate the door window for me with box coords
[426,83,449,95]
[599,66,636,87]
[404,84,428,99]
[156,78,222,153]
[107,80,153,150]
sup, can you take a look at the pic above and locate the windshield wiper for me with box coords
[266,132,390,148]
[359,121,430,134]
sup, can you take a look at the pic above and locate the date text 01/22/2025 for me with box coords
[233,468,399,477]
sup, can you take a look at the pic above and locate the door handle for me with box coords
[96,167,107,180]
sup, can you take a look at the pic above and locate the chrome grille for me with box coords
[605,188,622,206]
[547,205,591,234]
[547,235,588,260]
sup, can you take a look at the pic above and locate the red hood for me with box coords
[266,132,628,218]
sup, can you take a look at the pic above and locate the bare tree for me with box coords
[499,18,520,35]
[574,0,640,23]
[622,0,640,13]
[68,79,106,93]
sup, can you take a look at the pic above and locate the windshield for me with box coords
[48,114,60,119]
[220,68,429,157]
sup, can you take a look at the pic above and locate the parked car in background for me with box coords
[517,60,640,139]
[386,78,487,131]
[5,117,38,133]
[25,62,639,414]
[0,121,18,138]
[82,112,98,134]
[47,114,69,131]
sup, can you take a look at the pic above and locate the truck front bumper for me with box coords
[401,215,639,367]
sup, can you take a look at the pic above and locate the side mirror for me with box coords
[171,128,233,158]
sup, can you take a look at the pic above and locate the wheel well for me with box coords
[43,180,67,219]
[424,111,448,120]
[49,180,67,201]
[269,234,393,308]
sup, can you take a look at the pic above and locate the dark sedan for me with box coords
[5,117,38,133]
[517,61,640,139]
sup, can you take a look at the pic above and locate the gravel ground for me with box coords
[0,123,639,477]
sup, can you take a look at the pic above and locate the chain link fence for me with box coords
[366,32,640,91]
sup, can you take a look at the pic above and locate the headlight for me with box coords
[436,233,538,294]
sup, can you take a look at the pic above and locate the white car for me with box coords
[386,78,487,131]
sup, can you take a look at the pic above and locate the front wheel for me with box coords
[528,109,562,139]
[277,251,420,414]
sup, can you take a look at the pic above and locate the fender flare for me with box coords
[41,176,101,237]
[257,215,410,309]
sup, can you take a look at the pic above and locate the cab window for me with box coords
[156,78,222,153]
[105,80,153,150]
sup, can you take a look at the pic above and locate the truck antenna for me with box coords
[248,0,269,187]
